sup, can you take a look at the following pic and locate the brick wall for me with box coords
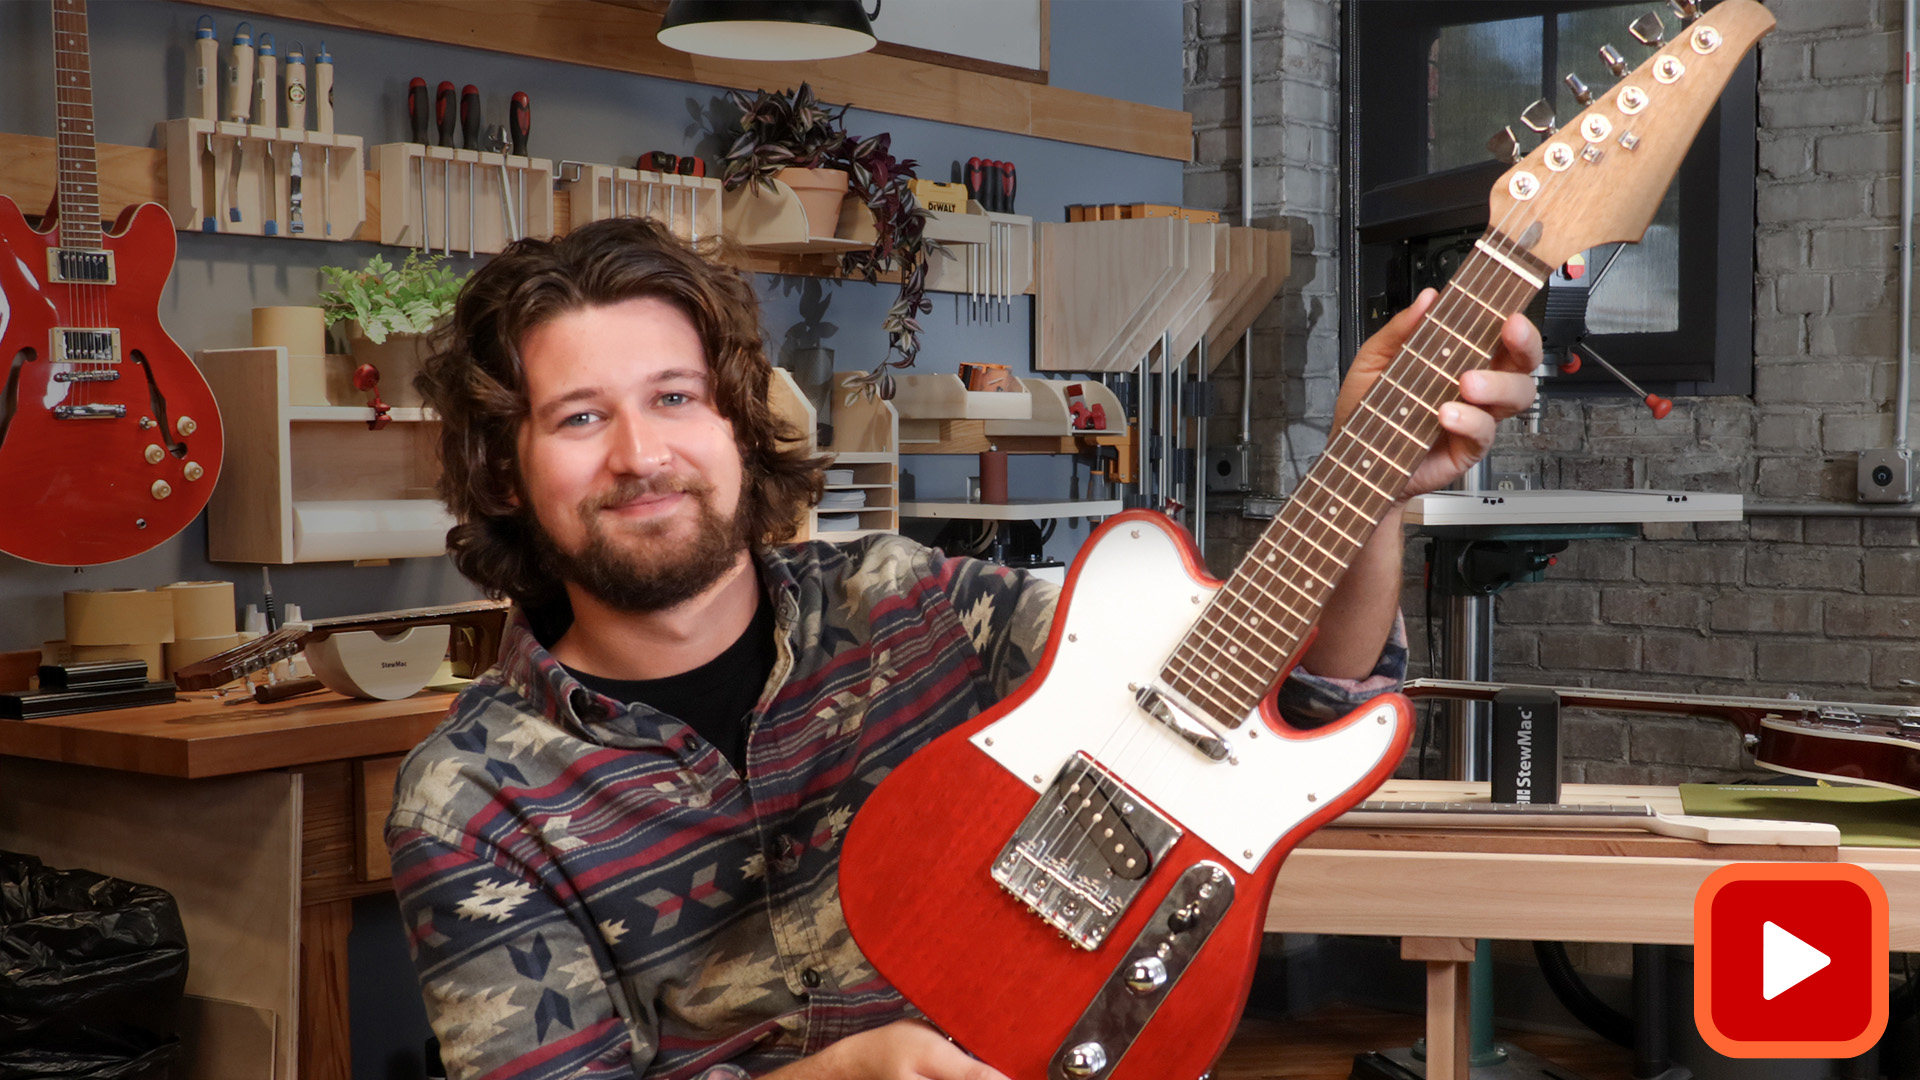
[1187,0,1920,788]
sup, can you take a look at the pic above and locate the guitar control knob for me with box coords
[176,415,198,437]
[1062,1042,1108,1078]
[1599,43,1629,76]
[1126,956,1169,995]
[151,480,173,500]
[144,444,165,464]
[184,462,205,482]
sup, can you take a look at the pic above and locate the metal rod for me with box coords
[1171,350,1186,519]
[1160,332,1174,515]
[1138,357,1151,505]
[1899,0,1915,448]
[1195,338,1209,552]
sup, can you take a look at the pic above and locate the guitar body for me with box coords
[840,511,1411,1080]
[0,196,222,565]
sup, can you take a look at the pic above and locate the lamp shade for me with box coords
[658,0,877,61]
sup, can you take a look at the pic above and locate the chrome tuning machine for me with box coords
[1629,10,1666,47]
[1520,98,1556,135]
[1487,126,1521,165]
[1599,43,1630,77]
[1564,72,1593,106]
[1667,0,1700,23]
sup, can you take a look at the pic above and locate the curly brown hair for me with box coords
[416,216,824,608]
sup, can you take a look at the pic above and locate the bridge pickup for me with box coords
[52,328,121,364]
[47,248,115,285]
[52,403,126,420]
[992,754,1181,950]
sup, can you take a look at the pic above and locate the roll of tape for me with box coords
[159,580,237,639]
[252,305,327,357]
[64,589,176,645]
[71,642,166,680]
[166,633,242,673]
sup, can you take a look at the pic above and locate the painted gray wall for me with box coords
[0,0,1180,652]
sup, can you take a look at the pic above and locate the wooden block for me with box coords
[1402,935,1477,963]
[0,648,41,692]
[300,900,354,1080]
[1426,958,1472,1080]
[354,755,403,882]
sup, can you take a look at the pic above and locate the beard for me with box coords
[531,472,749,614]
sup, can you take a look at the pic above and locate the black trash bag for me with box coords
[0,851,188,1080]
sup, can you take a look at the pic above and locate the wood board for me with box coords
[1035,217,1186,372]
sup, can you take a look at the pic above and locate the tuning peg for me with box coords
[1666,0,1700,24]
[1599,43,1630,76]
[1487,126,1521,165]
[1564,73,1593,106]
[1629,10,1666,46]
[1520,98,1556,135]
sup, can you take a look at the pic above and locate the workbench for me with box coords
[7,700,1913,1080]
[0,689,454,1080]
[1269,780,1920,1080]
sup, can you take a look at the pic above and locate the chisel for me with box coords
[189,15,218,120]
[487,125,516,244]
[289,146,304,234]
[461,84,480,257]
[285,42,305,235]
[226,22,253,225]
[437,81,456,256]
[254,33,278,235]
[408,77,431,249]
[315,42,333,236]
[510,92,530,239]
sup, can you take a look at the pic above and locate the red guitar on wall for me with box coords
[0,0,222,566]
[838,3,1775,1078]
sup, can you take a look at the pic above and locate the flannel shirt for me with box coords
[386,534,1405,1080]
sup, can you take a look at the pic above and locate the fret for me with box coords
[1279,525,1340,567]
[51,0,102,252]
[1168,640,1268,696]
[1329,460,1396,502]
[1213,581,1309,635]
[1457,284,1506,320]
[1429,318,1490,359]
[1291,500,1362,547]
[1474,238,1547,289]
[1356,402,1425,447]
[1405,345,1459,383]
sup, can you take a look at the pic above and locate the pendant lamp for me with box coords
[657,1,879,62]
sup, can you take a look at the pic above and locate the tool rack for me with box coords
[373,142,555,255]
[557,164,722,243]
[158,118,365,241]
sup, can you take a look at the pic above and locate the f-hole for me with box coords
[0,347,30,451]
[132,350,186,457]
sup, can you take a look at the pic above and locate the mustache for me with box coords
[582,474,713,513]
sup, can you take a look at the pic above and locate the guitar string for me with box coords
[1031,193,1550,883]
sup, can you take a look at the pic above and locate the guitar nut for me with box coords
[144,444,165,464]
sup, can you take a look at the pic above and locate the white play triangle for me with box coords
[1763,920,1831,1000]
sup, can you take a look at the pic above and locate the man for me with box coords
[388,217,1539,1080]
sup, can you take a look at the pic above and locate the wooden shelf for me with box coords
[768,368,902,542]
[901,499,1123,520]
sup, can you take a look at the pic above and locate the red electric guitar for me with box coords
[0,0,222,566]
[838,4,1774,1078]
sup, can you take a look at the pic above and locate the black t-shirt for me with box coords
[562,591,776,775]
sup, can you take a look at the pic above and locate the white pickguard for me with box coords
[973,518,1403,873]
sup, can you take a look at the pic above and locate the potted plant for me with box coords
[722,83,943,398]
[316,251,468,408]
[721,82,852,235]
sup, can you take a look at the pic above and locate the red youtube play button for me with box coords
[1694,863,1889,1058]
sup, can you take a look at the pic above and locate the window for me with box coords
[1342,0,1757,396]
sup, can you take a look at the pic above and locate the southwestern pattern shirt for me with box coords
[386,534,1405,1080]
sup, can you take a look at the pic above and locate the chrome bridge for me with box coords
[991,753,1181,950]
[52,404,126,420]
[1051,861,1234,1079]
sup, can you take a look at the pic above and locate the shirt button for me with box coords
[801,968,823,988]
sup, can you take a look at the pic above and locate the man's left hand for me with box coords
[1334,286,1542,501]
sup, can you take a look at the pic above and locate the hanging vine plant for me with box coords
[722,83,945,399]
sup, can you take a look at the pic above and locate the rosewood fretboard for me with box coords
[51,0,101,251]
[1162,227,1553,726]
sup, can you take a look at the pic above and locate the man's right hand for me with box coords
[765,1020,1011,1080]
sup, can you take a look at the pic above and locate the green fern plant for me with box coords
[316,252,468,344]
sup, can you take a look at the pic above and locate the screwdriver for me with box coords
[408,77,431,250]
[510,91,530,238]
[461,84,480,256]
[436,80,456,256]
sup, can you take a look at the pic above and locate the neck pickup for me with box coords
[48,248,115,285]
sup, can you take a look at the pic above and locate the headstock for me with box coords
[1485,0,1774,269]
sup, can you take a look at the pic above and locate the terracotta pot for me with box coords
[777,167,850,238]
[341,322,435,407]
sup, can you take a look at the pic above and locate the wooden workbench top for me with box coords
[0,689,456,779]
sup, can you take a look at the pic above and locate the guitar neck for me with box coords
[1404,678,1920,737]
[1160,229,1552,727]
[171,600,511,690]
[51,0,101,249]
